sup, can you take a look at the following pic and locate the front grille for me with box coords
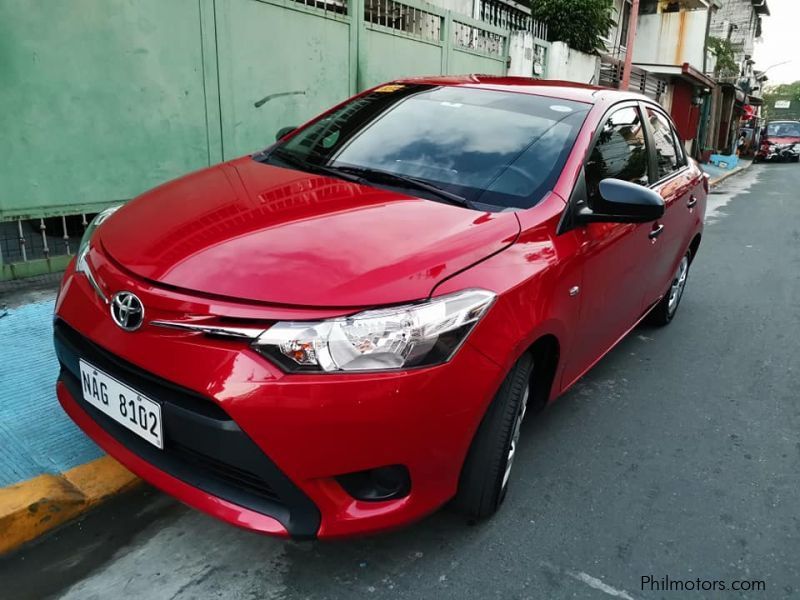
[54,319,321,538]
[56,319,230,421]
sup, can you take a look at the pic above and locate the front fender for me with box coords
[430,195,583,404]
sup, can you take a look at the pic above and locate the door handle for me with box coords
[649,224,665,240]
[687,195,698,209]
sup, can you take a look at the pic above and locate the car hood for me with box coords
[99,157,520,308]
[769,136,800,144]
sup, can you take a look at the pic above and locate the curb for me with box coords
[708,165,748,188]
[0,456,139,555]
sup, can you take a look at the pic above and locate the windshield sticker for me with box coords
[550,105,573,113]
[374,84,406,93]
[440,102,463,108]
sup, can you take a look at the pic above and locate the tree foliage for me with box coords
[763,81,800,120]
[707,37,738,78]
[764,81,800,96]
[528,0,616,55]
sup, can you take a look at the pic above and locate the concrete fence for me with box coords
[546,42,600,86]
[1,0,549,279]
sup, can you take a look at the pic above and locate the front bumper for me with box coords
[756,144,800,160]
[54,258,504,538]
[55,319,318,537]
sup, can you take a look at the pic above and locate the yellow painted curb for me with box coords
[0,456,139,555]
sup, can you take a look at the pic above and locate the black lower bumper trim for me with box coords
[54,319,321,539]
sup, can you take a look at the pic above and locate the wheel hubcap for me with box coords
[502,384,529,490]
[667,255,689,315]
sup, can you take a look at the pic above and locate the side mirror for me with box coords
[577,179,664,224]
[275,126,297,141]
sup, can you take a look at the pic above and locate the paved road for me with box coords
[3,164,799,599]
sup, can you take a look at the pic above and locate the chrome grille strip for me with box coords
[149,320,265,340]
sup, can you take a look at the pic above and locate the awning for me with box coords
[717,82,748,104]
[633,62,716,90]
[751,0,770,16]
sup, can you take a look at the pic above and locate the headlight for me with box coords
[75,206,121,301]
[253,289,496,372]
[76,206,121,264]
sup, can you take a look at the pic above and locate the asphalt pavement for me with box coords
[2,163,799,599]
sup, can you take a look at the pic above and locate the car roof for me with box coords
[393,74,650,105]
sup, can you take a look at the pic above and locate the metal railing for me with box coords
[364,0,442,42]
[479,0,547,39]
[452,20,506,56]
[0,214,94,268]
[598,55,666,101]
[288,0,348,15]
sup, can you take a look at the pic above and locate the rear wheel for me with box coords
[646,250,691,326]
[452,353,534,519]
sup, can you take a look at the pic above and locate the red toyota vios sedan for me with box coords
[54,77,707,539]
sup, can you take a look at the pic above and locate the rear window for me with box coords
[275,85,591,210]
[646,108,683,180]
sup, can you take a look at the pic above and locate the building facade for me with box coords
[708,0,770,154]
[709,0,767,63]
[632,0,720,156]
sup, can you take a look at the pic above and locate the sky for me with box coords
[753,0,800,86]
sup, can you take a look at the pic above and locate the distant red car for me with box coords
[755,120,800,162]
[54,76,706,539]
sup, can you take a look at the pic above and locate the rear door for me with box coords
[640,105,698,308]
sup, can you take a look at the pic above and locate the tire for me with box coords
[452,352,534,519]
[792,156,800,163]
[646,250,691,326]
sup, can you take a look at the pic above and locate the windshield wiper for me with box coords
[334,166,472,208]
[265,149,367,184]
[264,151,471,208]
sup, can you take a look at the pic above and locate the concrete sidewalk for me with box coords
[0,283,137,554]
[704,158,753,187]
[0,158,754,556]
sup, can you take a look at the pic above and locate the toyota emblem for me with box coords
[110,292,145,331]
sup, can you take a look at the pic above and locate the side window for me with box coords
[646,108,682,179]
[671,123,688,168]
[585,106,650,205]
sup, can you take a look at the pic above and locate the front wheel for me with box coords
[646,250,691,326]
[452,353,534,519]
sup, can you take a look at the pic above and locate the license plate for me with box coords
[79,359,164,449]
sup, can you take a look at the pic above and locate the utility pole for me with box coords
[621,0,641,90]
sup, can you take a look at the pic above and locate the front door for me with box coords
[560,104,659,389]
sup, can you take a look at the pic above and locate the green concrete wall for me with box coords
[215,0,354,159]
[360,27,444,90]
[0,0,217,219]
[0,0,508,223]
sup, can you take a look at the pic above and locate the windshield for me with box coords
[264,84,590,210]
[767,122,800,137]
